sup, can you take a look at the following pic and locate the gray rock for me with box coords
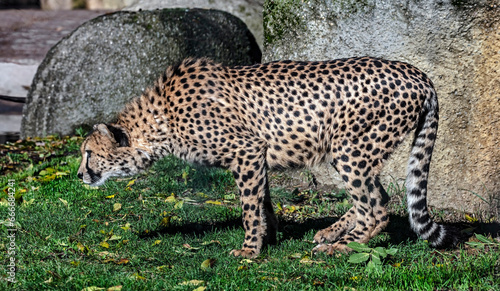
[124,0,264,50]
[264,0,500,215]
[21,8,261,138]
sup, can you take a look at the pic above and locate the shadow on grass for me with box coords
[277,214,421,246]
[137,217,243,239]
[138,211,500,250]
[281,215,500,248]
[469,222,500,239]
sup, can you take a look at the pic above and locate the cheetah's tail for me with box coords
[405,88,461,248]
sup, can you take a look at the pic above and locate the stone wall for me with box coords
[264,0,500,215]
[124,0,264,49]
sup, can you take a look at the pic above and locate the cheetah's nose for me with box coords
[77,172,83,179]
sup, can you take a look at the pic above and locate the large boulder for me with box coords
[264,0,500,215]
[21,8,261,138]
[124,0,264,49]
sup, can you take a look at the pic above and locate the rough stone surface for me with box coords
[124,0,264,49]
[21,8,261,138]
[264,0,500,215]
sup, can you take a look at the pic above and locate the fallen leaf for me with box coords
[313,280,325,286]
[97,251,113,257]
[113,203,122,212]
[120,223,131,231]
[182,170,189,184]
[99,241,110,249]
[39,168,54,176]
[224,194,236,200]
[393,261,403,267]
[165,194,177,203]
[22,198,35,206]
[131,273,146,280]
[299,257,325,265]
[174,200,184,209]
[77,242,86,252]
[59,198,68,208]
[126,179,136,188]
[156,265,173,272]
[109,235,122,241]
[46,270,61,280]
[465,214,478,223]
[197,192,208,198]
[260,276,279,281]
[205,200,222,205]
[81,287,105,291]
[180,280,205,286]
[57,241,68,247]
[159,216,171,228]
[105,194,116,199]
[201,258,216,270]
[106,286,122,291]
[201,240,221,246]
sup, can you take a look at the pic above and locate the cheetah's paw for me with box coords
[230,248,258,258]
[312,243,352,255]
[313,228,344,244]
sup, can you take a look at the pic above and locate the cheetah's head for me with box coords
[77,124,151,186]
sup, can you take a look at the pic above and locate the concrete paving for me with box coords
[0,9,112,138]
[0,9,110,64]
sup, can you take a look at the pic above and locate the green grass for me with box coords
[0,136,499,290]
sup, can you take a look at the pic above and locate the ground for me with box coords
[0,135,498,290]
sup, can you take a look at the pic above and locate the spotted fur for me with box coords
[78,57,459,258]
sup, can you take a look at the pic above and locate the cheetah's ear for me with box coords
[106,125,130,147]
[94,124,113,140]
[94,124,130,147]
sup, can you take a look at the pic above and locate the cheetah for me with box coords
[78,57,459,258]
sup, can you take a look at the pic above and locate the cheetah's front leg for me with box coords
[313,154,379,254]
[313,177,390,250]
[229,151,277,258]
[313,206,357,244]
